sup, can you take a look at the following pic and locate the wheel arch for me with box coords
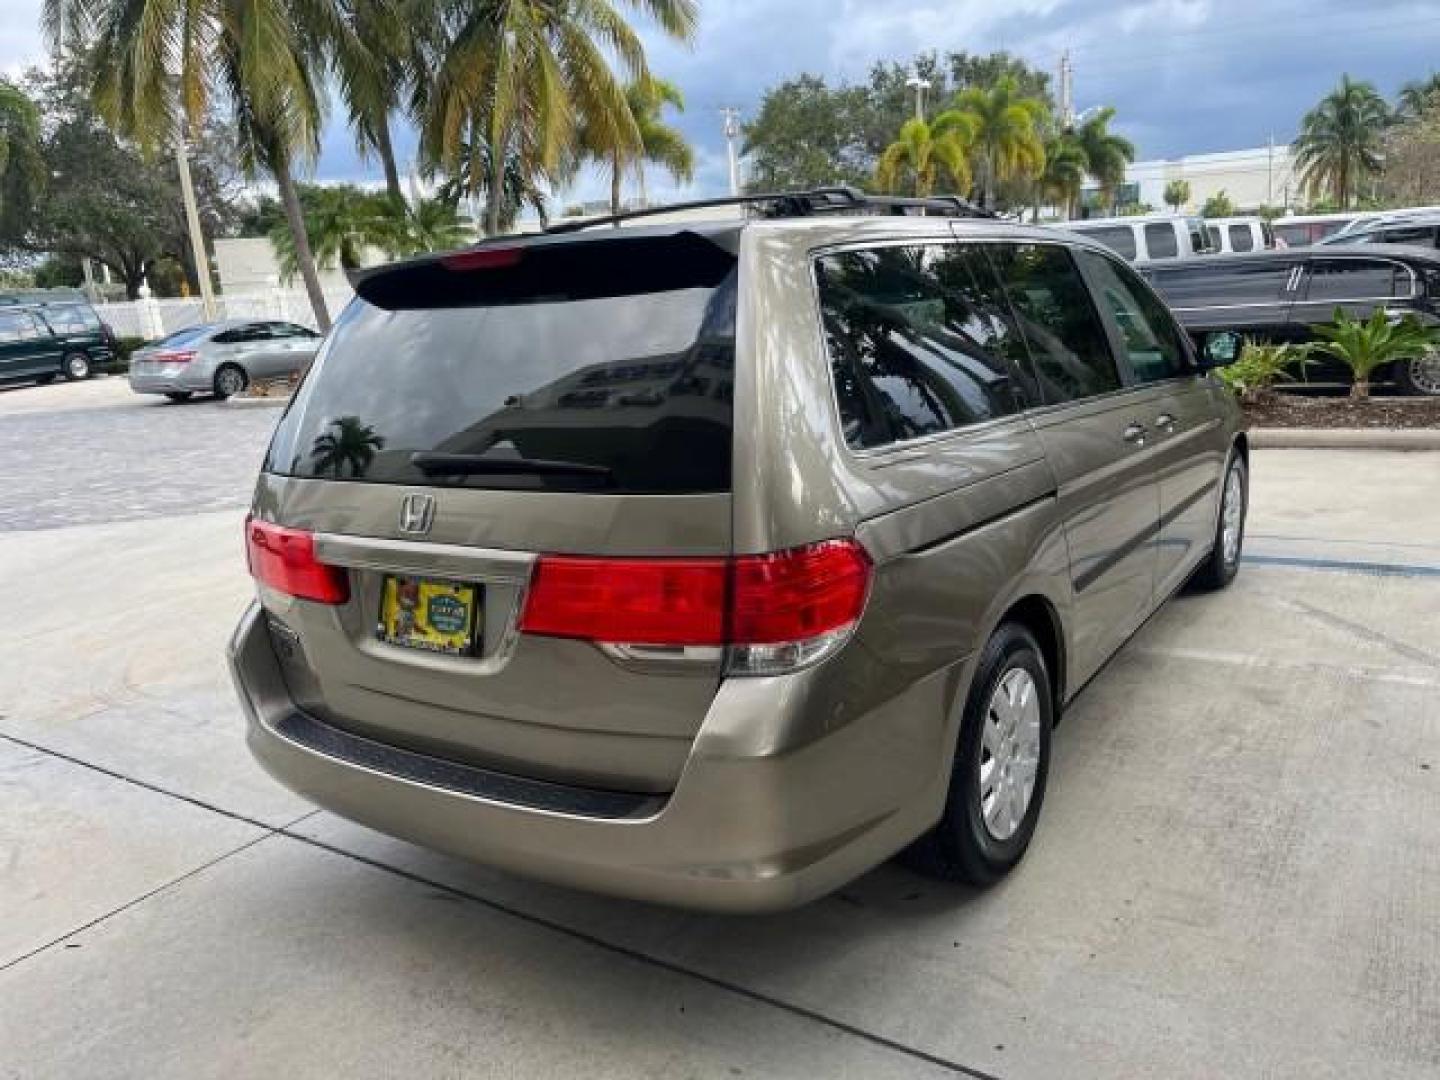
[994,593,1067,719]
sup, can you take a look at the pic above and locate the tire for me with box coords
[164,391,193,403]
[213,364,248,399]
[1192,453,1248,591]
[1394,353,1440,397]
[61,352,91,381]
[904,623,1053,886]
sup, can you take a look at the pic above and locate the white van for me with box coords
[1203,216,1276,254]
[1272,211,1380,248]
[1065,214,1216,264]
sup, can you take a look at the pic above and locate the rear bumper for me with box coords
[129,368,212,394]
[228,602,964,912]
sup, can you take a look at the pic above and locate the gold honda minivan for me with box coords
[229,189,1246,912]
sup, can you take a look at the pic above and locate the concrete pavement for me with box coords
[2,378,1438,1078]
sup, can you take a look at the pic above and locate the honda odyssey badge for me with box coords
[398,493,435,536]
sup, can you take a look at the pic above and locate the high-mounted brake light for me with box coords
[441,246,525,272]
[518,540,871,675]
[245,516,349,604]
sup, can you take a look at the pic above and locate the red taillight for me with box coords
[519,556,728,645]
[730,540,871,645]
[245,517,349,604]
[153,349,197,364]
[518,540,871,653]
[441,246,525,272]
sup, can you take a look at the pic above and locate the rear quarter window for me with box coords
[1145,223,1180,260]
[1074,226,1137,260]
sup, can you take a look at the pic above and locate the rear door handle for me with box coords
[1122,423,1148,445]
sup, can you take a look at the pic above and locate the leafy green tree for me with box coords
[0,79,44,240]
[1396,73,1440,122]
[269,185,389,281]
[1380,98,1440,206]
[377,196,474,256]
[1293,75,1389,210]
[334,0,415,203]
[952,76,1046,207]
[1311,308,1440,398]
[419,0,696,236]
[1036,132,1086,220]
[583,77,694,214]
[875,113,978,197]
[430,139,550,231]
[1217,341,1311,403]
[948,51,1053,105]
[742,75,875,190]
[1073,107,1135,213]
[46,0,357,329]
[1201,189,1236,218]
[1164,179,1191,213]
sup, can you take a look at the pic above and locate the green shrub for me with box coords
[1217,340,1310,402]
[1310,307,1440,398]
[103,336,148,373]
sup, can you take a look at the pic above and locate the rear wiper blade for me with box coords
[410,451,613,480]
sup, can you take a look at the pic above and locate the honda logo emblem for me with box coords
[398,493,435,536]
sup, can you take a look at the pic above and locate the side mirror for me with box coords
[1196,331,1241,370]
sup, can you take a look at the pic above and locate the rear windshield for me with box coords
[265,233,737,494]
[153,325,213,347]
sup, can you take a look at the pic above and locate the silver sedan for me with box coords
[128,319,323,401]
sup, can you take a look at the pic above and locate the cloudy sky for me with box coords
[6,0,1438,204]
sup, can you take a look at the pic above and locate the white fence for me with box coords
[94,288,355,341]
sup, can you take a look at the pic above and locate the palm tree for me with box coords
[430,138,551,232]
[1036,132,1086,221]
[875,112,978,198]
[1163,179,1191,213]
[622,77,694,210]
[1073,107,1135,215]
[44,0,351,330]
[1293,75,1389,209]
[269,185,389,281]
[334,0,414,203]
[377,196,474,257]
[952,76,1047,208]
[311,416,386,477]
[1396,73,1440,121]
[419,0,698,237]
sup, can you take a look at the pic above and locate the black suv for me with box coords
[1141,246,1440,396]
[0,298,116,385]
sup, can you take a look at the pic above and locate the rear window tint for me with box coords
[153,325,213,347]
[1229,224,1255,252]
[266,234,737,494]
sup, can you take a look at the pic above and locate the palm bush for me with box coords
[875,112,978,197]
[1216,340,1310,403]
[1310,308,1440,398]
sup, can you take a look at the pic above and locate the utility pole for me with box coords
[1059,50,1074,128]
[1266,134,1275,206]
[905,72,931,122]
[721,107,742,196]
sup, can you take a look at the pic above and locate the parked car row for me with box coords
[1141,246,1440,395]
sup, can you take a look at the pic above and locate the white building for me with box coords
[1090,145,1301,214]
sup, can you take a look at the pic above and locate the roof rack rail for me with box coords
[543,185,994,234]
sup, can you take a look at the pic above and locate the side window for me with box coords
[1378,225,1437,247]
[215,324,269,344]
[1078,226,1137,260]
[1229,224,1255,252]
[815,244,1027,450]
[1305,259,1401,301]
[1207,225,1222,251]
[284,323,320,339]
[0,313,28,342]
[1145,223,1179,260]
[1076,250,1190,384]
[986,243,1123,404]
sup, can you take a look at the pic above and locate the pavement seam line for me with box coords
[0,730,1001,1080]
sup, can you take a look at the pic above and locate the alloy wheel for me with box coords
[1405,353,1440,397]
[1221,464,1244,566]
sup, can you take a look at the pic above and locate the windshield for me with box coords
[265,236,738,494]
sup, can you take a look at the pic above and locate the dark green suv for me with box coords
[0,301,116,385]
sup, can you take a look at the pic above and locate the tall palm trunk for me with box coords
[373,115,403,203]
[274,157,331,332]
[610,151,623,214]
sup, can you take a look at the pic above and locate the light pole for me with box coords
[721,107,742,196]
[166,66,217,319]
[905,74,931,122]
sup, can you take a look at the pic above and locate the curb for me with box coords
[1249,427,1440,450]
[225,395,292,410]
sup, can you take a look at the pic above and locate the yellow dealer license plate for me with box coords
[378,576,480,656]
